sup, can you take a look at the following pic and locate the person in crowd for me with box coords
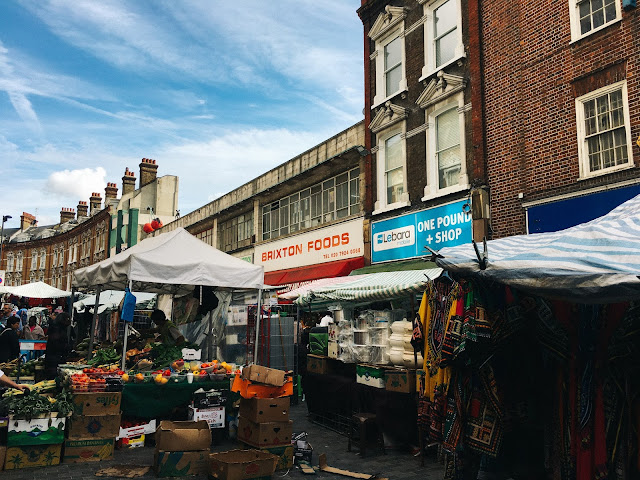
[0,368,29,392]
[1,303,14,329]
[0,316,20,363]
[24,316,46,340]
[150,309,185,346]
[43,312,71,380]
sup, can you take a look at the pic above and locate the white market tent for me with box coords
[3,281,71,299]
[72,227,265,365]
[73,290,157,314]
[283,268,443,308]
[73,227,264,294]
[434,193,640,303]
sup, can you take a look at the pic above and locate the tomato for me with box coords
[164,369,171,376]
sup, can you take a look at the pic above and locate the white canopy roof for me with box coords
[73,290,157,311]
[72,227,264,294]
[3,281,71,298]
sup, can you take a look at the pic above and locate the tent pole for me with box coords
[253,289,263,364]
[121,280,132,371]
[87,286,101,362]
[70,287,76,347]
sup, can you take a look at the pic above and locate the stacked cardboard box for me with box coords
[4,414,67,469]
[237,366,293,470]
[63,391,122,463]
[154,420,211,477]
[189,388,226,430]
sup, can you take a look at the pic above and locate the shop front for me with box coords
[255,218,366,291]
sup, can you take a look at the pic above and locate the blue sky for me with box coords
[0,0,364,228]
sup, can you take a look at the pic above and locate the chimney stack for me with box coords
[20,212,37,231]
[89,192,102,214]
[59,207,75,224]
[77,201,88,219]
[139,158,158,188]
[122,167,136,195]
[105,182,118,201]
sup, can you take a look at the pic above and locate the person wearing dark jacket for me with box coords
[0,316,20,363]
[44,312,71,379]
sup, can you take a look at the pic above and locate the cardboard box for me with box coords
[4,444,62,469]
[328,341,339,359]
[385,369,416,393]
[193,388,226,409]
[356,364,386,389]
[0,446,5,471]
[239,397,290,423]
[155,450,208,477]
[188,406,225,429]
[237,417,292,447]
[120,434,145,449]
[209,449,278,480]
[257,444,293,471]
[155,420,211,452]
[328,324,340,341]
[8,415,67,446]
[117,419,157,440]
[66,414,121,440]
[63,438,114,463]
[307,354,328,375]
[72,392,122,416]
[241,365,286,387]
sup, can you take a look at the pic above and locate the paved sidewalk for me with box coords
[2,400,444,480]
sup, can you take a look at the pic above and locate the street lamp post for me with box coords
[0,215,12,270]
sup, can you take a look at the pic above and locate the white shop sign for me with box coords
[254,218,364,272]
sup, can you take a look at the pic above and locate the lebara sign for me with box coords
[371,200,471,263]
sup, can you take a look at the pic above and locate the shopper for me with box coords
[0,316,20,363]
[43,312,71,379]
[0,368,28,392]
[24,316,46,340]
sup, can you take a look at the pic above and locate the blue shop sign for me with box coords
[371,200,471,263]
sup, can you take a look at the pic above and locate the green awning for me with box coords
[349,259,437,275]
[293,268,442,307]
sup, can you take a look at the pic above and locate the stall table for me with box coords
[122,379,237,418]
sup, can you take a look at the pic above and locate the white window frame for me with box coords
[423,93,469,200]
[419,0,465,82]
[568,0,621,43]
[370,8,408,108]
[373,126,410,215]
[7,253,14,272]
[575,80,633,180]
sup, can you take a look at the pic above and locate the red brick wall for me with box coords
[482,1,640,238]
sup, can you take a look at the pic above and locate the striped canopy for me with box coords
[290,268,443,306]
[435,193,640,303]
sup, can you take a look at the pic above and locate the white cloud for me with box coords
[45,167,108,200]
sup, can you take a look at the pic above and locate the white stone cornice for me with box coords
[369,6,408,41]
[458,103,472,113]
[416,71,466,109]
[369,102,408,133]
[406,123,429,138]
[405,15,427,36]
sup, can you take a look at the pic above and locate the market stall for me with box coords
[286,267,442,448]
[414,194,640,479]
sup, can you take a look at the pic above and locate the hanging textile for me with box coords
[419,279,457,400]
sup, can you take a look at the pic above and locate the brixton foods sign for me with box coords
[254,218,364,272]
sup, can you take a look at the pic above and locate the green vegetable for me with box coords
[88,348,120,366]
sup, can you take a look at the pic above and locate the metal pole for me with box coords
[121,280,132,371]
[87,286,101,362]
[253,288,263,365]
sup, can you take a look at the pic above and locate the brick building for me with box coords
[1,159,179,290]
[357,0,488,267]
[481,0,640,237]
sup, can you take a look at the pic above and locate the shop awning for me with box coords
[289,267,443,306]
[264,257,365,286]
[349,258,438,275]
[435,193,640,302]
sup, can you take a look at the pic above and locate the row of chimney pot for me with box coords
[20,159,160,228]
